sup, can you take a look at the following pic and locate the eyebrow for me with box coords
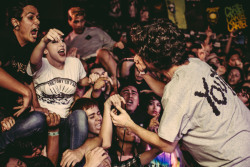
[88,113,95,117]
[25,12,37,16]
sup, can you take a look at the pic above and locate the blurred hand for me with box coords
[42,28,64,44]
[1,116,15,132]
[46,112,60,128]
[93,77,113,91]
[88,73,101,84]
[148,115,160,133]
[110,105,132,128]
[134,54,147,73]
[115,41,124,49]
[216,65,227,76]
[85,147,110,167]
[13,89,32,117]
[104,94,126,110]
[60,149,84,167]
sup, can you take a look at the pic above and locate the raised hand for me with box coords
[134,54,147,74]
[93,77,113,91]
[148,114,160,133]
[42,28,64,44]
[104,94,126,110]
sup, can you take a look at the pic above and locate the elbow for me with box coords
[102,142,111,149]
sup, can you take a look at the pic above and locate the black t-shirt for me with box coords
[0,29,36,113]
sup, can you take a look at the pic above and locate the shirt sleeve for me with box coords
[97,28,116,50]
[26,58,47,79]
[76,58,86,79]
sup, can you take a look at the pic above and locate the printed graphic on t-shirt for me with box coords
[11,59,27,74]
[35,77,77,105]
[194,69,236,116]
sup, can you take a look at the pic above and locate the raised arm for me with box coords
[134,54,165,97]
[30,28,64,73]
[99,94,125,149]
[111,105,178,153]
[141,72,165,97]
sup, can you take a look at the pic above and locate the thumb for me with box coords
[115,105,127,114]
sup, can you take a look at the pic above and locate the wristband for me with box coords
[48,131,59,136]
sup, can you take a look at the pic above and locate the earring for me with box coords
[14,24,20,30]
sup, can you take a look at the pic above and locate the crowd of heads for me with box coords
[0,0,249,166]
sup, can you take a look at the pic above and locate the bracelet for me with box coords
[139,68,148,75]
[48,131,59,136]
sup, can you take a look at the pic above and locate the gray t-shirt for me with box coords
[64,27,116,60]
[158,58,250,166]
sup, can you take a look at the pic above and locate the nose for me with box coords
[34,17,40,25]
[59,40,64,46]
[96,115,102,121]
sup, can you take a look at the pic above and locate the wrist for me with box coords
[48,128,59,133]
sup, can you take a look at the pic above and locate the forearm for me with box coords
[0,68,31,97]
[79,77,90,87]
[30,38,47,72]
[140,147,162,165]
[128,120,176,153]
[143,74,165,97]
[47,129,59,166]
[77,137,102,157]
[27,82,40,108]
[99,105,113,149]
[225,36,233,54]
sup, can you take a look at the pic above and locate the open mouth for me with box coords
[95,123,101,129]
[31,28,39,38]
[58,49,65,56]
[126,99,133,105]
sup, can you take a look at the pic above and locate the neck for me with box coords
[13,30,28,47]
[118,140,134,156]
[46,55,64,70]
[162,61,189,79]
[88,132,98,138]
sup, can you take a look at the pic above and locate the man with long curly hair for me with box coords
[111,18,250,166]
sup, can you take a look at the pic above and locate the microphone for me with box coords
[120,57,134,62]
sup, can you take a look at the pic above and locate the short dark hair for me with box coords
[118,79,139,94]
[130,18,187,71]
[7,0,38,28]
[71,98,98,111]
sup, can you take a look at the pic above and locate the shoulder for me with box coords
[65,57,81,63]
[87,26,105,33]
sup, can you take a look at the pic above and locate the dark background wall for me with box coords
[0,0,248,43]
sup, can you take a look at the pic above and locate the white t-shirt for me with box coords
[27,57,86,118]
[158,58,250,166]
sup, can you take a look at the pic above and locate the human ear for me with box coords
[11,18,20,30]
